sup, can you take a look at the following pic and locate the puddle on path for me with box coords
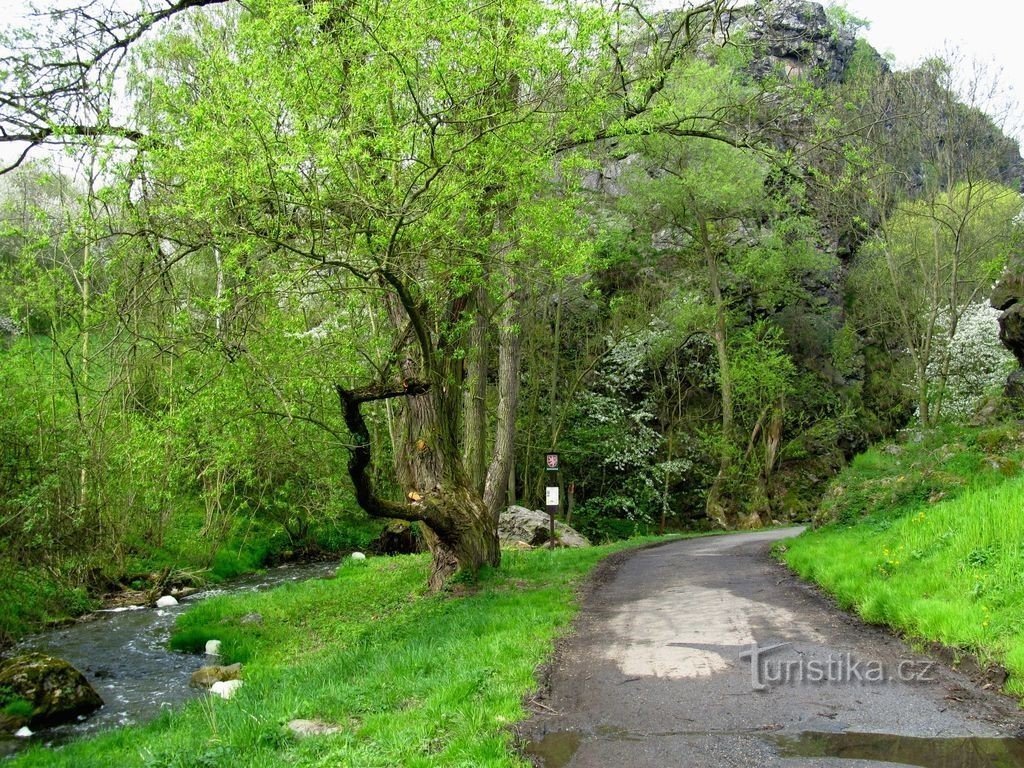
[771,731,1024,767]
[525,727,1024,768]
[525,724,776,767]
[524,731,581,768]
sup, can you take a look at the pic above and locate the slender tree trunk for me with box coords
[483,309,521,519]
[462,287,488,494]
[700,216,735,529]
[79,239,90,514]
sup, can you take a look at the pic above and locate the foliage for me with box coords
[0,0,1022,641]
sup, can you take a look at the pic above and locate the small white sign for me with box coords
[545,486,559,507]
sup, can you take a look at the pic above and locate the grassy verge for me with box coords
[780,422,1024,695]
[8,537,670,767]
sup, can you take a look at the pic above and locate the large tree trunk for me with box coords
[336,377,500,592]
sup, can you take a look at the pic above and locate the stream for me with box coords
[3,558,339,756]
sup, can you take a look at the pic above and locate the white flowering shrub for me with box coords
[925,302,1016,419]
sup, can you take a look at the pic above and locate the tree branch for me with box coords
[335,379,431,524]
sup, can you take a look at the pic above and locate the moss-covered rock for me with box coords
[0,653,102,730]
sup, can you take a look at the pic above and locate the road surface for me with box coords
[519,529,1024,767]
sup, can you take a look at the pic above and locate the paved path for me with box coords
[520,529,1024,767]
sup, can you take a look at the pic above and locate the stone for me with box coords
[155,595,178,608]
[350,552,366,561]
[0,712,27,734]
[0,653,103,729]
[990,272,1024,311]
[14,727,32,738]
[205,639,222,656]
[498,506,590,549]
[239,612,263,625]
[287,718,342,738]
[209,680,243,700]
[189,663,242,689]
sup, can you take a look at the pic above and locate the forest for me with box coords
[1,0,1022,644]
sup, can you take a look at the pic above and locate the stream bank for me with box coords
[2,559,339,756]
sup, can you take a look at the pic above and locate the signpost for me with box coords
[544,453,559,549]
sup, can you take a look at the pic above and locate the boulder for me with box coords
[204,639,222,656]
[239,612,263,625]
[498,506,590,549]
[0,653,103,729]
[189,663,242,689]
[998,303,1024,367]
[155,595,178,608]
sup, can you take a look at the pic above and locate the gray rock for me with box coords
[498,506,590,548]
[999,303,1024,367]
[239,612,263,625]
[0,653,103,730]
[746,0,857,84]
[209,680,242,700]
[287,718,342,738]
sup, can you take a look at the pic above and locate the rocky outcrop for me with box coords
[747,1,857,84]
[498,506,590,548]
[0,653,103,730]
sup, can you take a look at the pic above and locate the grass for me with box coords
[781,421,1024,695]
[7,537,672,767]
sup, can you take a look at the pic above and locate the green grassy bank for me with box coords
[8,538,666,767]
[781,422,1024,695]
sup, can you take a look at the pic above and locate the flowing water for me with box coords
[2,559,338,755]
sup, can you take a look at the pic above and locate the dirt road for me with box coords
[519,529,1024,767]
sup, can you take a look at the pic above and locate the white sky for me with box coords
[836,0,1023,142]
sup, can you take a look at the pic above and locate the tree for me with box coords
[1,0,754,585]
[849,182,1022,424]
